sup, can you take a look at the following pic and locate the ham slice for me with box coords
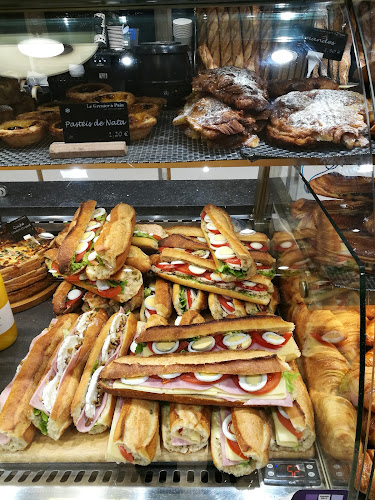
[0,432,10,445]
[75,392,108,432]
[0,381,14,412]
[142,377,211,392]
[171,436,193,446]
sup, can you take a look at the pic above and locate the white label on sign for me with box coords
[0,301,14,335]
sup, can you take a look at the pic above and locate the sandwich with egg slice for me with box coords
[208,293,246,320]
[201,204,256,281]
[71,311,137,434]
[52,281,84,315]
[140,278,172,322]
[173,283,207,316]
[132,223,168,253]
[28,310,108,440]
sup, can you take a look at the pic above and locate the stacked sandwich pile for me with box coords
[0,200,317,478]
[0,227,57,312]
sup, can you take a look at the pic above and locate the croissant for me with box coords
[334,310,360,364]
[355,449,375,499]
[306,309,347,343]
[303,335,350,395]
[367,318,375,346]
[340,364,375,411]
[362,410,375,448]
[309,389,356,461]
[366,349,375,367]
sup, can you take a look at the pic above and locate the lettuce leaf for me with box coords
[133,230,157,242]
[217,263,246,279]
[108,280,127,294]
[179,286,187,313]
[282,371,299,393]
[144,287,152,298]
[91,359,99,374]
[135,342,146,354]
[33,408,49,435]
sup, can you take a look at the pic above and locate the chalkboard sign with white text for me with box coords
[303,27,348,61]
[6,216,37,241]
[60,102,130,143]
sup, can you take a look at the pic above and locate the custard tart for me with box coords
[129,102,160,117]
[134,96,167,109]
[0,119,47,147]
[66,83,113,102]
[17,110,60,123]
[38,101,68,113]
[129,112,157,141]
[49,121,64,141]
[93,91,135,106]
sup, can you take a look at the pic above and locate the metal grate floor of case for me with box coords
[0,462,259,489]
[0,111,242,167]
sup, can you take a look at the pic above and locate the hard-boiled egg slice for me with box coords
[278,407,290,419]
[223,333,251,349]
[152,341,179,354]
[188,265,206,275]
[192,250,210,259]
[210,234,228,246]
[206,222,218,232]
[262,332,285,345]
[215,246,235,260]
[194,372,222,383]
[175,316,182,326]
[188,336,215,352]
[96,280,110,291]
[238,374,267,392]
[144,295,156,311]
[92,207,106,219]
[75,241,89,255]
[159,373,181,379]
[210,273,223,282]
[204,214,212,223]
[197,237,207,243]
[93,236,99,243]
[120,376,149,385]
[242,281,256,288]
[80,231,96,243]
[67,289,83,301]
[88,251,97,262]
[222,414,237,442]
[129,340,138,353]
[280,241,293,249]
[87,221,101,231]
[79,272,88,281]
[249,242,263,250]
[171,260,185,265]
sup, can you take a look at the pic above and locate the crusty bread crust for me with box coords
[1,255,45,281]
[161,247,216,271]
[180,310,205,325]
[155,278,172,318]
[131,236,158,252]
[238,232,269,244]
[247,251,275,265]
[52,281,82,315]
[125,246,151,273]
[101,349,290,380]
[166,225,203,237]
[57,200,97,275]
[232,407,271,464]
[136,314,294,343]
[172,284,207,316]
[4,264,48,293]
[159,234,208,250]
[94,203,136,275]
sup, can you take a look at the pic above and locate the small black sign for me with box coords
[6,216,37,241]
[60,102,130,143]
[303,27,348,61]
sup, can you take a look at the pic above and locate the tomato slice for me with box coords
[65,296,82,309]
[227,438,248,460]
[175,264,195,276]
[256,264,272,270]
[224,257,242,266]
[276,410,303,439]
[180,373,230,385]
[96,285,122,299]
[201,211,206,219]
[208,229,221,235]
[211,242,228,248]
[203,272,213,281]
[67,273,83,282]
[235,282,268,292]
[187,289,193,309]
[51,261,60,273]
[233,372,282,394]
[118,445,134,463]
[156,263,176,271]
[218,295,234,312]
[251,332,292,350]
[151,234,162,241]
[75,250,86,262]
[310,330,332,346]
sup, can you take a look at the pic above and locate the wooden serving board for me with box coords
[11,282,58,313]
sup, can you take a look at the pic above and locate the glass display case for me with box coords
[0,1,373,499]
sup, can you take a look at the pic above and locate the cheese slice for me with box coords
[272,411,298,448]
[225,438,244,462]
[173,429,201,444]
[106,406,125,463]
[142,346,153,358]
[113,378,287,402]
[276,338,300,362]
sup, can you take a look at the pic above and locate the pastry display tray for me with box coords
[0,110,371,168]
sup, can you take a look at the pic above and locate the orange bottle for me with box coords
[0,273,17,350]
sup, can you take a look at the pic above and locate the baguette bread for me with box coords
[132,223,168,253]
[141,278,172,321]
[173,283,207,316]
[125,245,151,273]
[208,293,246,319]
[0,314,78,451]
[52,281,83,315]
[179,310,205,325]
[159,234,208,251]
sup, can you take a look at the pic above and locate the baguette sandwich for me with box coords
[271,231,297,257]
[269,364,315,458]
[71,311,137,434]
[161,402,211,454]
[52,281,84,315]
[29,309,108,440]
[249,251,276,279]
[201,204,256,281]
[125,245,151,273]
[173,283,207,316]
[0,314,78,451]
[81,291,120,316]
[106,397,159,464]
[150,252,273,305]
[159,233,209,252]
[132,223,167,253]
[245,288,279,315]
[141,278,172,321]
[211,407,271,476]
[99,349,297,407]
[208,293,246,319]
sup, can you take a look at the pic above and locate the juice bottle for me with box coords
[0,273,17,350]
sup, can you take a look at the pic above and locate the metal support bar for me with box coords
[254,166,270,224]
[154,8,172,41]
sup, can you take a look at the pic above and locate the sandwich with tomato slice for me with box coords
[134,315,299,362]
[29,310,108,440]
[132,223,168,253]
[269,363,315,457]
[158,233,209,253]
[161,402,211,454]
[271,231,297,258]
[248,251,276,279]
[208,293,246,320]
[141,278,172,321]
[106,397,159,465]
[150,252,273,306]
[0,314,78,451]
[201,204,256,281]
[99,349,297,408]
[71,311,137,434]
[52,281,84,315]
[173,283,207,316]
[211,407,271,476]
[245,288,279,316]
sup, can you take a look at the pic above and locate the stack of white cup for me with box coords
[173,18,193,47]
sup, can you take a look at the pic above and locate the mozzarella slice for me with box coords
[39,232,54,240]
[210,273,223,282]
[171,260,185,265]
[204,214,212,223]
[79,272,88,281]
[280,241,293,249]
[85,366,104,419]
[120,376,148,385]
[222,414,237,442]
[96,280,110,291]
[159,373,181,379]
[129,340,138,354]
[92,207,106,219]
[278,407,290,419]
[76,241,89,254]
[93,236,99,243]
[197,237,207,243]
[88,251,97,262]
[144,295,156,311]
[242,281,256,288]
[215,246,235,260]
[67,289,82,301]
[238,374,267,392]
[42,375,60,414]
[152,341,179,354]
[106,214,111,222]
[210,234,228,245]
[262,332,285,346]
[188,336,215,352]
[249,242,263,250]
[206,222,218,231]
[188,265,206,275]
[80,231,96,243]
[86,221,101,231]
[194,372,222,382]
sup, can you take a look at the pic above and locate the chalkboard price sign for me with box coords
[60,102,130,144]
[6,216,37,241]
[303,27,348,61]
